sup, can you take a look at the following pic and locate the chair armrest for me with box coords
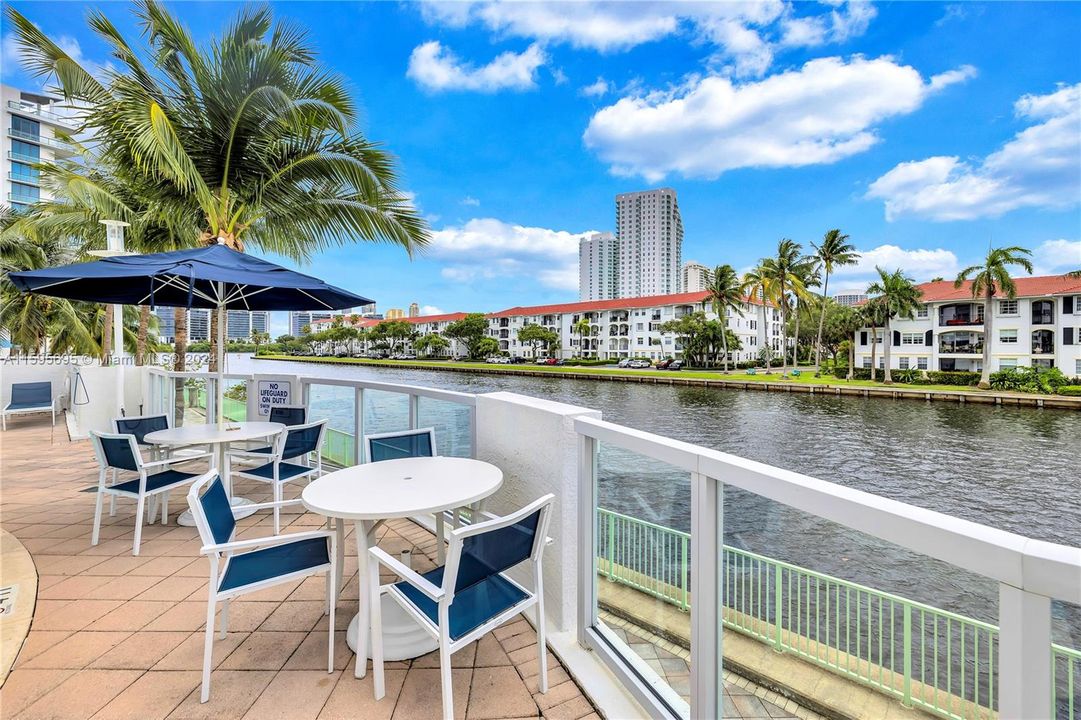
[202,529,333,555]
[142,452,214,469]
[472,510,554,546]
[369,547,445,601]
[233,498,305,515]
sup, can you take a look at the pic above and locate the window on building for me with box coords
[998,299,1018,315]
[10,162,38,183]
[917,357,928,370]
[1000,329,1018,343]
[10,115,39,138]
[901,333,922,345]
[1000,358,1018,369]
[899,357,910,370]
[1076,359,1081,375]
[916,305,929,318]
[862,358,872,368]
[10,139,39,161]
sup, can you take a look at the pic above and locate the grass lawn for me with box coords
[255,354,984,394]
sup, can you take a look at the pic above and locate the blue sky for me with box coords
[3,1,1080,336]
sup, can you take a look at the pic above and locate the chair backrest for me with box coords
[90,431,143,473]
[269,405,307,427]
[10,381,51,406]
[442,495,555,603]
[365,427,437,463]
[186,472,235,548]
[114,414,169,445]
[274,419,327,461]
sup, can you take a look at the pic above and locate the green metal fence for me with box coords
[321,427,355,467]
[596,507,1081,720]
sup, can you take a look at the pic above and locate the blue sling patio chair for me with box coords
[186,471,337,703]
[3,381,55,438]
[230,405,308,461]
[365,427,461,563]
[113,413,209,524]
[231,419,326,534]
[367,494,555,720]
[89,431,213,555]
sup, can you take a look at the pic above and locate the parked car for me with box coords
[655,359,672,369]
[628,359,651,369]
[509,356,529,364]
[667,360,684,370]
[486,356,511,364]
[617,358,632,368]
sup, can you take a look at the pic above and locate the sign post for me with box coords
[249,374,298,419]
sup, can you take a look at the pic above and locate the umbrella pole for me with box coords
[113,303,124,417]
[216,296,225,426]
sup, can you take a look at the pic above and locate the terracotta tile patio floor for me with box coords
[0,418,597,720]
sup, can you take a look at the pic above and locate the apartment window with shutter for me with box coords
[901,333,922,345]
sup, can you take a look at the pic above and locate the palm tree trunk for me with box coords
[209,310,219,372]
[136,306,150,366]
[979,287,993,389]
[761,304,772,372]
[793,299,801,368]
[847,340,854,381]
[883,316,893,384]
[870,321,878,381]
[101,305,113,366]
[815,272,830,375]
[780,284,789,377]
[173,308,188,426]
[721,329,729,371]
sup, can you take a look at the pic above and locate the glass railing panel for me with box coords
[593,441,692,717]
[174,377,207,427]
[307,383,357,467]
[362,389,410,438]
[416,396,473,458]
[221,378,248,422]
[1054,600,1081,720]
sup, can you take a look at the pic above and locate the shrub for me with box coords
[926,371,981,386]
[562,359,615,367]
[1057,385,1081,396]
[889,368,921,384]
[991,366,1073,394]
[736,360,763,369]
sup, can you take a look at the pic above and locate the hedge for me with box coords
[1057,386,1081,396]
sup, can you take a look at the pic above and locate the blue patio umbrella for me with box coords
[9,242,372,422]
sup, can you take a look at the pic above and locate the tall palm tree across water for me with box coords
[704,264,743,372]
[811,229,859,375]
[954,246,1034,389]
[7,1,429,370]
[760,239,808,377]
[740,264,775,373]
[867,267,923,385]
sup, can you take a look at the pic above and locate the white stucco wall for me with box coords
[474,391,601,634]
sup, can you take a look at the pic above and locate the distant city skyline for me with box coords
[2,1,1078,338]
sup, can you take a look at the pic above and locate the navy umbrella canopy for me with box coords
[8,243,372,312]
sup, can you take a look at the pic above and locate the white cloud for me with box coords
[579,76,610,98]
[583,55,973,182]
[832,245,960,284]
[1032,239,1081,275]
[461,196,480,207]
[3,30,114,83]
[417,1,874,78]
[406,40,546,92]
[867,83,1081,221]
[428,217,598,292]
[420,305,446,316]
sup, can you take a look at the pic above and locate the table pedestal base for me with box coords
[346,595,438,661]
[176,497,257,527]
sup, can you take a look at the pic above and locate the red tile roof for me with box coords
[487,291,768,318]
[312,312,468,328]
[911,275,1081,302]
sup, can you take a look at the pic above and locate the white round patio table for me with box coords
[145,421,284,526]
[301,456,503,675]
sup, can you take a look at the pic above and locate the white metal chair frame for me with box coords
[232,419,327,534]
[112,413,206,521]
[89,430,213,555]
[365,427,463,564]
[230,404,309,458]
[2,381,56,439]
[368,494,556,720]
[185,472,337,703]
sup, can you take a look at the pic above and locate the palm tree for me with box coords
[8,1,429,369]
[811,230,859,374]
[573,318,592,358]
[867,267,923,384]
[760,239,808,377]
[862,298,886,382]
[954,246,1034,388]
[704,264,743,371]
[790,259,819,368]
[740,265,775,373]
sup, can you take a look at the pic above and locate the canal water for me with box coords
[234,355,1081,646]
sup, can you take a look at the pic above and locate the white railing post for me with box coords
[408,393,419,429]
[998,584,1052,719]
[354,387,364,465]
[690,472,721,720]
[577,432,598,647]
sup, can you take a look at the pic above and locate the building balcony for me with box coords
[7,192,38,205]
[6,127,74,153]
[0,365,1077,720]
[7,99,80,128]
[8,172,41,187]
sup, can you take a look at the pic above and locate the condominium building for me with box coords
[852,275,1081,374]
[385,308,405,320]
[578,232,620,301]
[487,291,780,361]
[408,303,419,318]
[615,188,683,297]
[834,293,868,307]
[155,309,269,342]
[682,261,712,292]
[290,309,351,337]
[2,85,78,211]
